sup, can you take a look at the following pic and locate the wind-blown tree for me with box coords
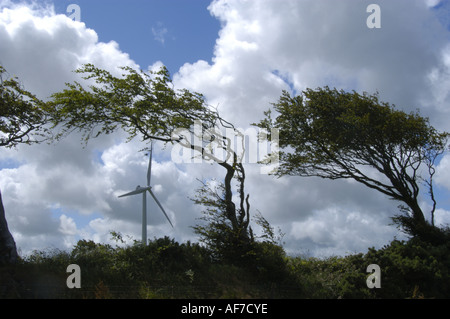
[0,65,50,264]
[1,66,50,147]
[174,118,253,250]
[190,179,251,263]
[190,177,286,273]
[255,87,449,243]
[49,64,254,249]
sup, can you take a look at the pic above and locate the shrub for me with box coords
[5,232,449,298]
[363,238,450,298]
[287,236,450,299]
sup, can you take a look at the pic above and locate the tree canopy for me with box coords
[49,64,254,253]
[0,65,51,264]
[255,87,449,242]
[0,65,49,148]
[49,64,218,144]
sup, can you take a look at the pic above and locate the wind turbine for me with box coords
[118,142,173,245]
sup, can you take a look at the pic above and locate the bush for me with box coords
[287,236,450,299]
[363,238,450,298]
[4,233,449,298]
[287,254,370,298]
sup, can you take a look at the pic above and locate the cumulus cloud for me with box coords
[435,154,450,191]
[173,0,450,255]
[59,214,77,236]
[1,0,449,257]
[0,2,196,254]
[176,0,450,120]
[0,2,137,99]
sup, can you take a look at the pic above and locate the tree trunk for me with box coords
[409,199,426,225]
[0,190,18,265]
[395,198,447,245]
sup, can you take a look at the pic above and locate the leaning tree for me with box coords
[49,64,254,252]
[0,65,50,264]
[255,87,449,244]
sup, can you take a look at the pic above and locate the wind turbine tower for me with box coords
[118,142,173,245]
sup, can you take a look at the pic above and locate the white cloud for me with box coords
[0,2,154,254]
[422,43,450,130]
[173,0,450,256]
[425,0,442,7]
[1,0,449,258]
[289,207,403,257]
[0,2,138,99]
[176,0,450,124]
[152,22,168,45]
[59,214,77,236]
[434,208,450,228]
[435,154,450,190]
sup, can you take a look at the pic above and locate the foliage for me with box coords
[1,233,449,298]
[190,178,288,279]
[253,210,285,246]
[287,254,370,299]
[49,64,254,261]
[288,235,450,298]
[1,64,52,266]
[0,65,50,147]
[191,179,253,264]
[362,237,450,298]
[48,64,216,145]
[3,67,450,298]
[255,87,449,240]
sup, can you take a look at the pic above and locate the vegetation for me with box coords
[1,64,449,298]
[0,65,50,148]
[1,64,254,266]
[190,179,256,266]
[49,64,256,267]
[255,87,449,242]
[1,65,53,265]
[1,233,449,299]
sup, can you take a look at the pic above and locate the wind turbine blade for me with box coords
[147,141,153,186]
[118,188,147,198]
[142,191,147,245]
[149,190,173,228]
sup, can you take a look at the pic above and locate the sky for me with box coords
[1,0,450,258]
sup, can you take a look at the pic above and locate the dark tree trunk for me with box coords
[394,200,448,245]
[0,190,18,265]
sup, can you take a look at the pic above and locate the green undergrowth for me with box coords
[1,236,449,299]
